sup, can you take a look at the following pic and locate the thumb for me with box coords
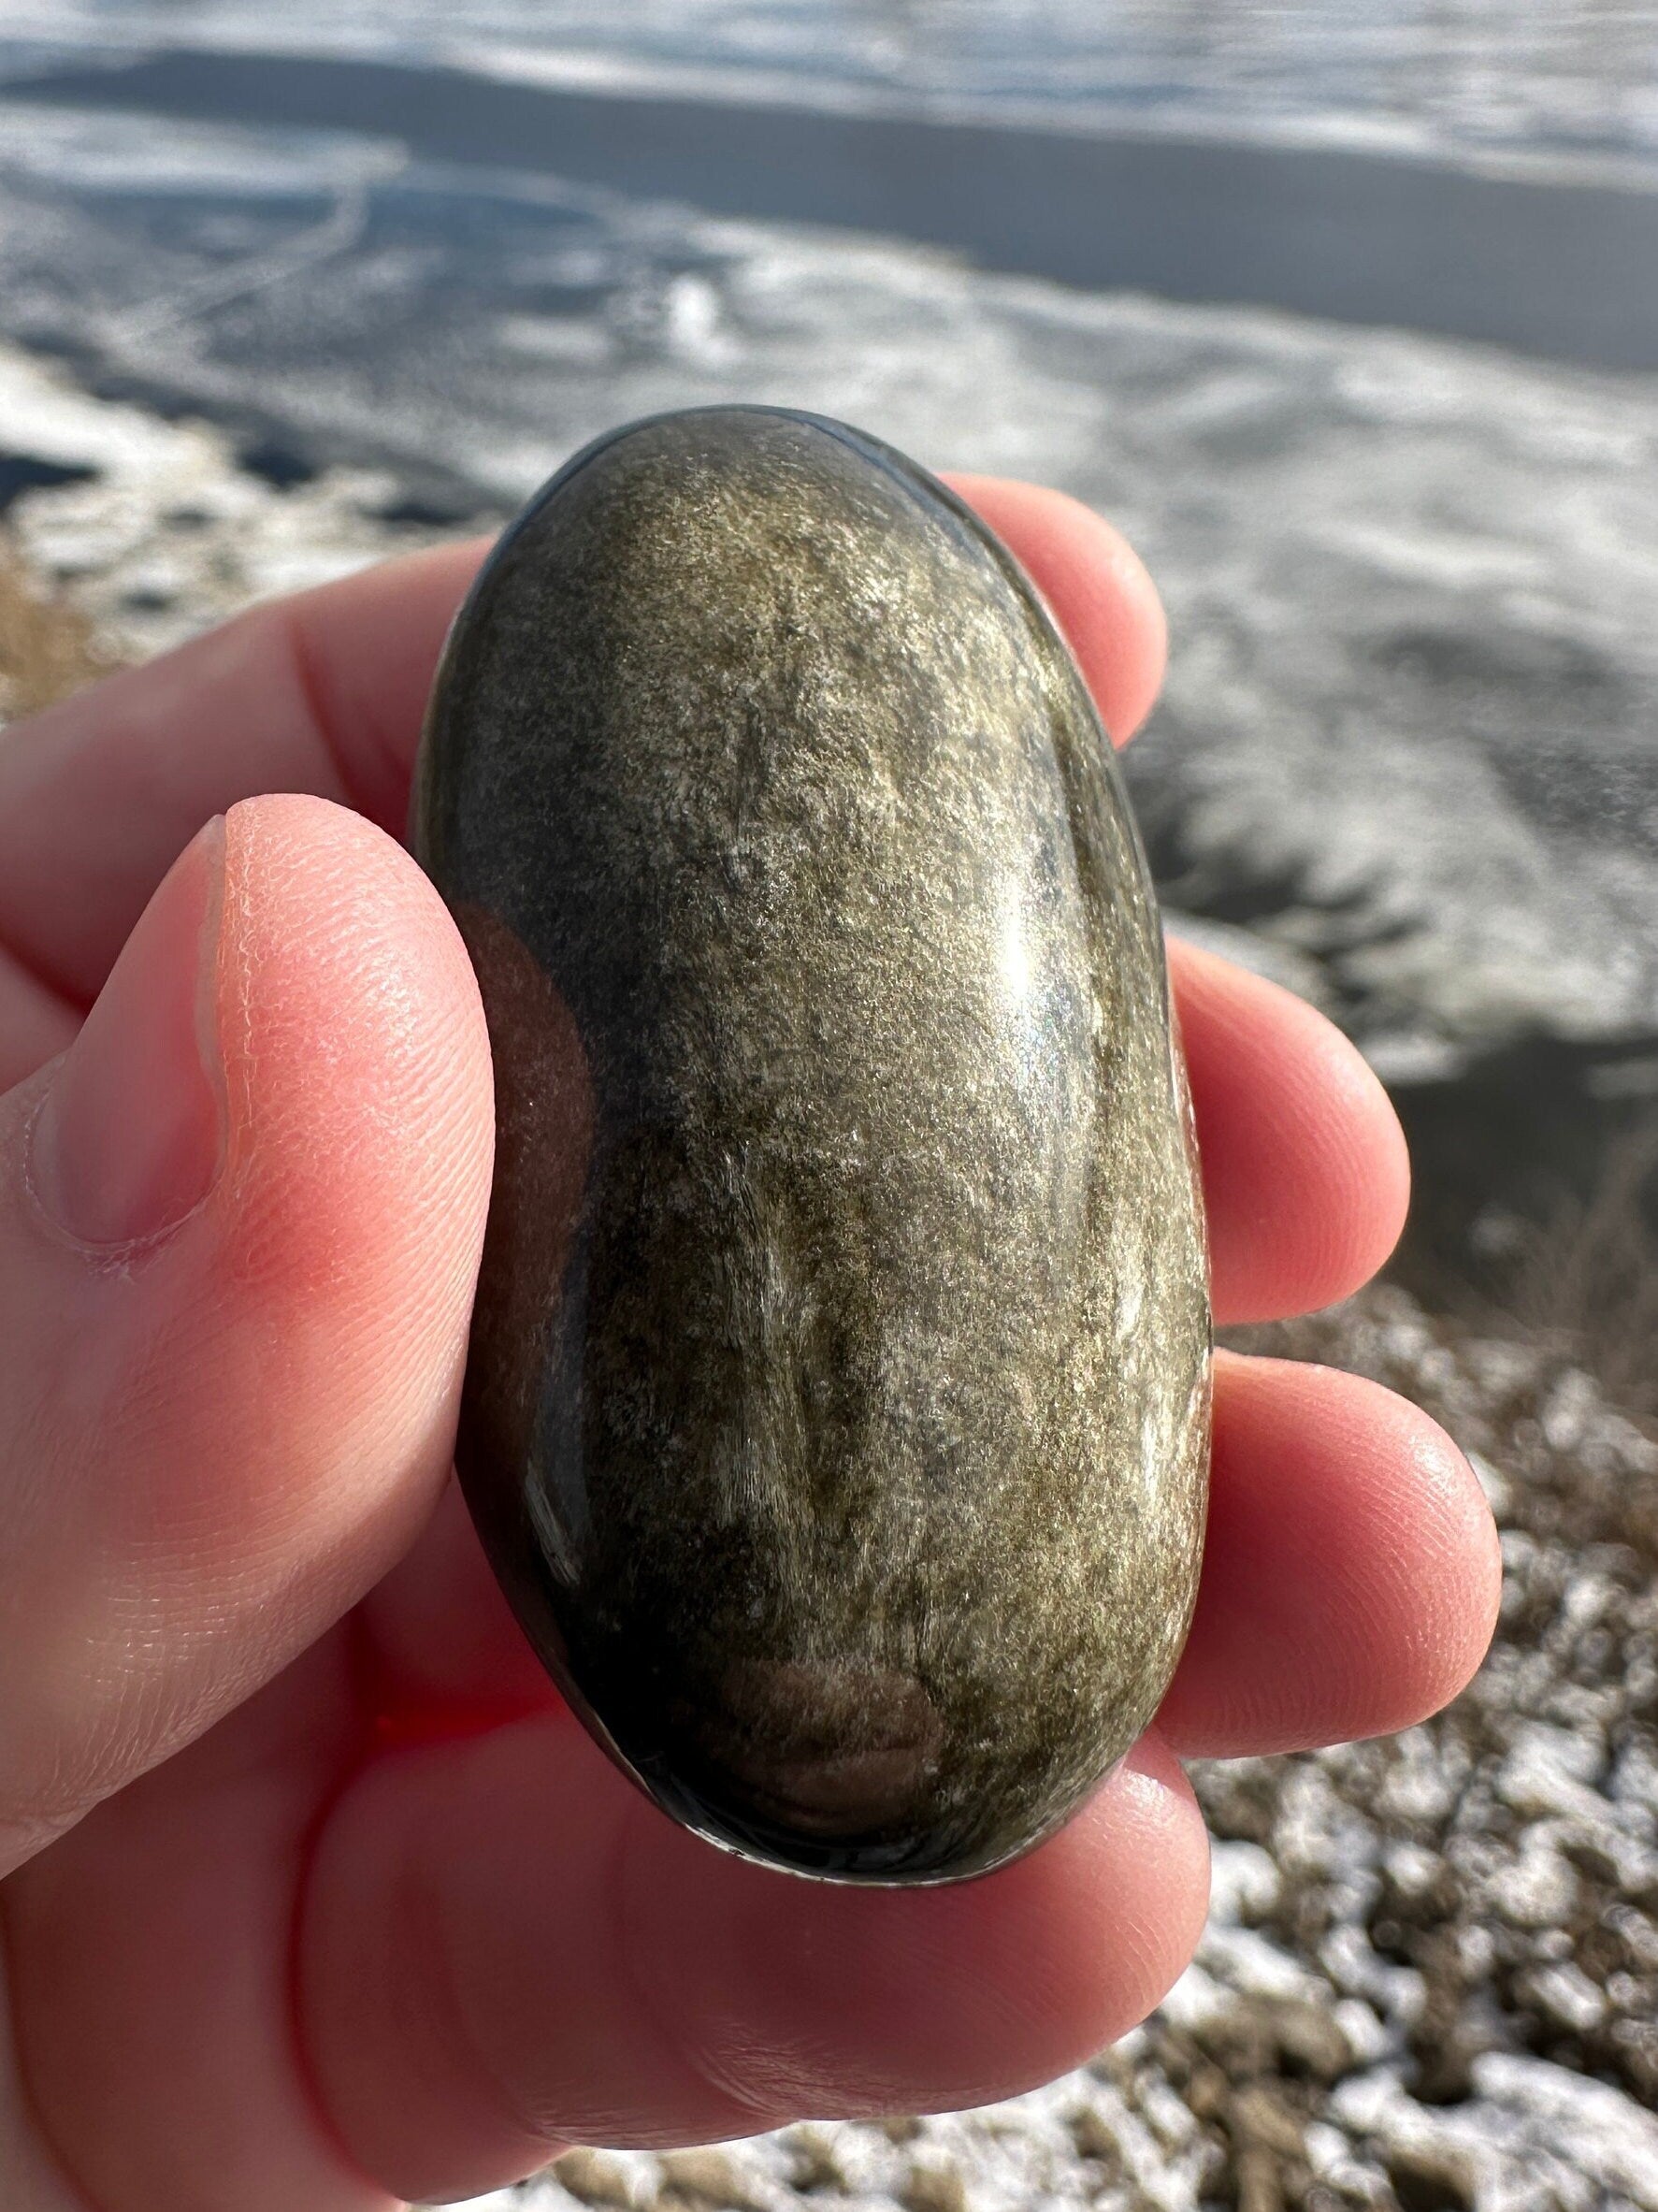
[0,793,492,1873]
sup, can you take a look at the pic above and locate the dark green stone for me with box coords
[414,406,1210,1884]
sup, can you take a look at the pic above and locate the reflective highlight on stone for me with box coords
[414,407,1210,1883]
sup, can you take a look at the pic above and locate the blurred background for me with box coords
[2,7,1657,2210]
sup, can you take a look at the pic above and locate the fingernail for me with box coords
[32,817,226,1247]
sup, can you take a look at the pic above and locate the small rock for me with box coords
[1067,2104,1123,2169]
[1524,1961,1608,2034]
[1488,1843,1579,1929]
[1382,2139,1476,2212]
[555,2149,642,2209]
[656,2149,772,2212]
[875,2118,923,2146]
[1230,2087,1306,2161]
[783,2129,846,2194]
[1234,2141,1286,2212]
[899,2161,968,2212]
[1210,1841,1283,1925]
[1274,2001,1355,2083]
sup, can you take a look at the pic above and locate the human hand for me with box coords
[0,480,1500,2211]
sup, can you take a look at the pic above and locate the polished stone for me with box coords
[414,406,1210,1883]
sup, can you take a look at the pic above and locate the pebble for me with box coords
[415,406,1210,1882]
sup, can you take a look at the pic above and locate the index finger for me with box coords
[0,476,1165,1011]
[0,538,487,1009]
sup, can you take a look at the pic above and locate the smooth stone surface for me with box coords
[414,405,1210,1883]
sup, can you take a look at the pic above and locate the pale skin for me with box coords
[0,479,1502,2211]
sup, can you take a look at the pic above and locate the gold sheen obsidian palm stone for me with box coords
[414,406,1210,1884]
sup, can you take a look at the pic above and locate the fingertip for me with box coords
[944,476,1167,744]
[300,1722,1209,2201]
[1169,937,1410,1323]
[629,1728,1209,2122]
[1160,1353,1502,1757]
[134,788,497,1604]
[1024,1730,1209,2054]
[217,791,493,1313]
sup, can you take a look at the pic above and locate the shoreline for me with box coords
[8,42,1658,372]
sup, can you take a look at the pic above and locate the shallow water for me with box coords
[7,7,1658,373]
[7,1,1658,162]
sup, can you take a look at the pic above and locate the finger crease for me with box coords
[0,920,90,1026]
[606,1831,780,2141]
[0,1893,109,2212]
